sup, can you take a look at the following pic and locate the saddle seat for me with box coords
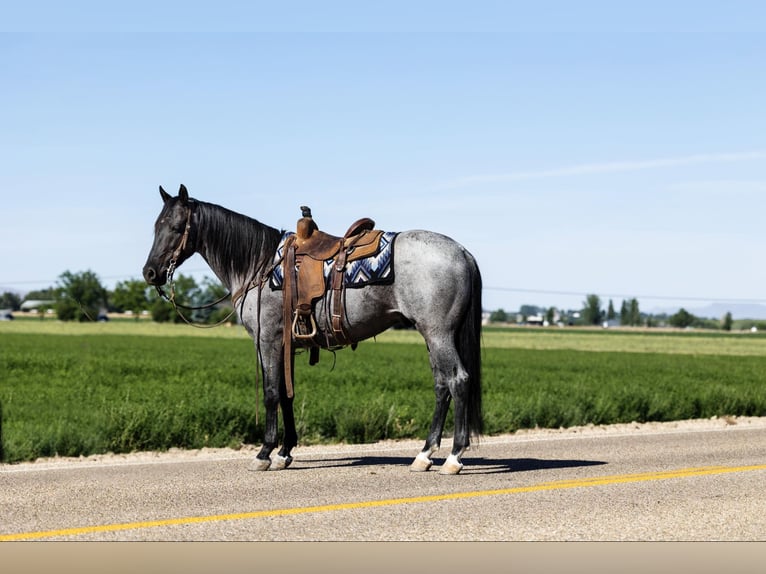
[281,206,384,398]
[293,206,379,260]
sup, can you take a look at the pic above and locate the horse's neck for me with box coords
[196,202,281,292]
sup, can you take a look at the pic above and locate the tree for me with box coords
[619,298,641,326]
[24,287,57,300]
[151,297,174,323]
[722,311,733,332]
[200,277,228,302]
[582,294,603,326]
[489,308,508,323]
[170,274,201,307]
[669,308,696,329]
[545,307,556,325]
[151,273,200,323]
[158,275,235,325]
[111,279,152,316]
[55,270,107,322]
[0,291,22,310]
[606,299,616,321]
[197,277,233,324]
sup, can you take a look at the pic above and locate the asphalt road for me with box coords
[2,418,766,542]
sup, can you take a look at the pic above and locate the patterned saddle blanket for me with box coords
[269,230,397,291]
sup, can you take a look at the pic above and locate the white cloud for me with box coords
[665,179,766,195]
[441,150,766,188]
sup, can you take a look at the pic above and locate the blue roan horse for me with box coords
[143,185,483,474]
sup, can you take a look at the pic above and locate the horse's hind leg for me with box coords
[411,338,470,475]
[410,382,451,472]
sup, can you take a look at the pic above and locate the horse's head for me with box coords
[143,184,198,286]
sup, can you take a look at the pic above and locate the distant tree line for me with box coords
[487,294,752,331]
[0,279,754,332]
[1,270,233,324]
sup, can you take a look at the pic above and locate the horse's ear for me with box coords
[159,185,172,203]
[178,184,189,204]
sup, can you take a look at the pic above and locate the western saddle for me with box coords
[281,206,384,398]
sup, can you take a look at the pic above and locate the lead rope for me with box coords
[253,275,264,427]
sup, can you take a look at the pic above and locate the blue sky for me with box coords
[2,2,766,316]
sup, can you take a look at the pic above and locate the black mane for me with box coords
[195,200,283,286]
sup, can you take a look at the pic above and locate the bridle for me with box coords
[148,197,282,423]
[154,203,237,328]
[154,202,194,301]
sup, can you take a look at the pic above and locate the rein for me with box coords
[154,204,238,329]
[154,203,283,330]
[155,279,237,329]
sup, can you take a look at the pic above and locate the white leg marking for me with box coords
[410,450,434,472]
[439,450,465,475]
[410,445,439,472]
[270,454,293,470]
[248,457,272,472]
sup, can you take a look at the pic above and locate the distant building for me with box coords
[20,299,55,311]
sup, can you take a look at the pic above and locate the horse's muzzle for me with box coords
[143,264,165,286]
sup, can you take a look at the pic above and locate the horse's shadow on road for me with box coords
[298,455,606,474]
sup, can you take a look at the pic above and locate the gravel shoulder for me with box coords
[6,415,766,471]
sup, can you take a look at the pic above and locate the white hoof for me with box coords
[270,454,293,470]
[410,451,434,472]
[439,453,464,475]
[248,457,272,472]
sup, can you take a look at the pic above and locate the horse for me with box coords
[142,184,483,474]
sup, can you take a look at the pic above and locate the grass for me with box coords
[1,331,260,462]
[2,321,766,463]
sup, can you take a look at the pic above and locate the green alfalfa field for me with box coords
[2,320,766,463]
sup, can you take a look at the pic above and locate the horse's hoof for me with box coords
[270,454,293,470]
[438,454,463,475]
[410,452,434,472]
[248,457,272,472]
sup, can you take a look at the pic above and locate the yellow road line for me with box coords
[3,464,765,541]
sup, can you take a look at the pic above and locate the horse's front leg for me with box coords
[271,370,297,470]
[249,373,280,471]
[248,336,285,471]
[249,343,297,471]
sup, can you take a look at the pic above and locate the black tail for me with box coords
[458,260,483,439]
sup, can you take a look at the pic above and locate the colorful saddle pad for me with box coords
[270,231,397,291]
